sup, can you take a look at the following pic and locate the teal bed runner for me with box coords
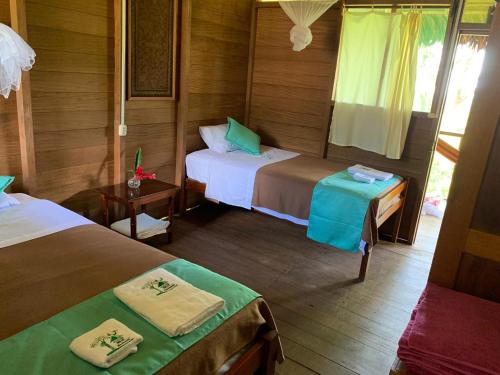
[307,170,401,252]
[0,259,261,375]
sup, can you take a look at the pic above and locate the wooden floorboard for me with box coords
[157,204,438,375]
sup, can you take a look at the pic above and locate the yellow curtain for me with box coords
[329,9,422,159]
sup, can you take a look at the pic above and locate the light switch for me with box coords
[119,124,127,137]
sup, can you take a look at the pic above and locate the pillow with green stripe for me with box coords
[0,176,14,193]
[225,117,261,155]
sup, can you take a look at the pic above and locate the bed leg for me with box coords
[358,250,371,282]
[392,207,403,243]
[257,330,279,375]
[392,178,409,243]
[179,187,187,216]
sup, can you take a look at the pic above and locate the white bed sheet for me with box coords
[0,193,93,248]
[186,147,310,226]
[186,147,298,210]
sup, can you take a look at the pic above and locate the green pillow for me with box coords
[0,176,14,193]
[225,117,261,155]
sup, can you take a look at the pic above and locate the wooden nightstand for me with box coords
[99,180,180,242]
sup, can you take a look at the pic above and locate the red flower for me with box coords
[134,166,156,181]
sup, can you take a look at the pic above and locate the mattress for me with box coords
[186,147,307,225]
[0,197,281,374]
[0,193,93,248]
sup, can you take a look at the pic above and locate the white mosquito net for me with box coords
[279,0,338,52]
[0,23,36,99]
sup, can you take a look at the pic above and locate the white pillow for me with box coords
[0,192,20,209]
[199,124,238,153]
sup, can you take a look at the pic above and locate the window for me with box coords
[440,34,487,139]
[331,8,449,113]
[412,9,449,112]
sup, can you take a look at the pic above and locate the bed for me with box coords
[184,147,408,281]
[0,194,283,375]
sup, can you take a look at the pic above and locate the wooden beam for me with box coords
[321,7,342,158]
[9,0,37,195]
[175,0,192,211]
[113,0,125,184]
[465,230,500,263]
[429,10,500,287]
[245,0,257,127]
[436,137,459,163]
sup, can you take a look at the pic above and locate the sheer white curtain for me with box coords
[279,0,338,51]
[0,23,35,99]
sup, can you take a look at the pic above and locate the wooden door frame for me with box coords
[429,8,500,287]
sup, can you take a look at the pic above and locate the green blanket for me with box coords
[0,259,260,375]
[307,170,401,252]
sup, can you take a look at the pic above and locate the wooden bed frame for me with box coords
[184,176,409,282]
[226,328,280,375]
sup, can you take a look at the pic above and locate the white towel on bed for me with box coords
[348,164,393,181]
[114,268,225,337]
[352,172,375,184]
[69,319,143,368]
[110,213,169,239]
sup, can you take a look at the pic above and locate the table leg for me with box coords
[129,203,137,240]
[101,195,109,227]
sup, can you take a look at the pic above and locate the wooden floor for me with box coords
[158,204,440,375]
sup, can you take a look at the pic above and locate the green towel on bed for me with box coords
[0,259,260,375]
[307,170,401,252]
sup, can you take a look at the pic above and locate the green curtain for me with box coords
[330,8,423,159]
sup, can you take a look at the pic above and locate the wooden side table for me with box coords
[99,179,180,242]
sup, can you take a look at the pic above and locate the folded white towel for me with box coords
[69,319,143,368]
[347,164,393,181]
[114,268,225,337]
[352,172,375,184]
[111,213,170,239]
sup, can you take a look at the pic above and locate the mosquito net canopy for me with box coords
[279,0,339,51]
[0,23,35,99]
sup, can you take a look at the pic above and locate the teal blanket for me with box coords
[307,170,401,252]
[0,259,260,375]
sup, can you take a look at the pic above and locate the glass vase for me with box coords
[127,175,141,189]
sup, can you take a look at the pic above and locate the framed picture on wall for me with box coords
[128,0,177,99]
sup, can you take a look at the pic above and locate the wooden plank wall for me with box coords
[186,0,253,152]
[1,0,253,217]
[327,115,439,243]
[24,0,114,216]
[121,0,180,189]
[0,0,22,192]
[124,99,177,184]
[247,6,341,157]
